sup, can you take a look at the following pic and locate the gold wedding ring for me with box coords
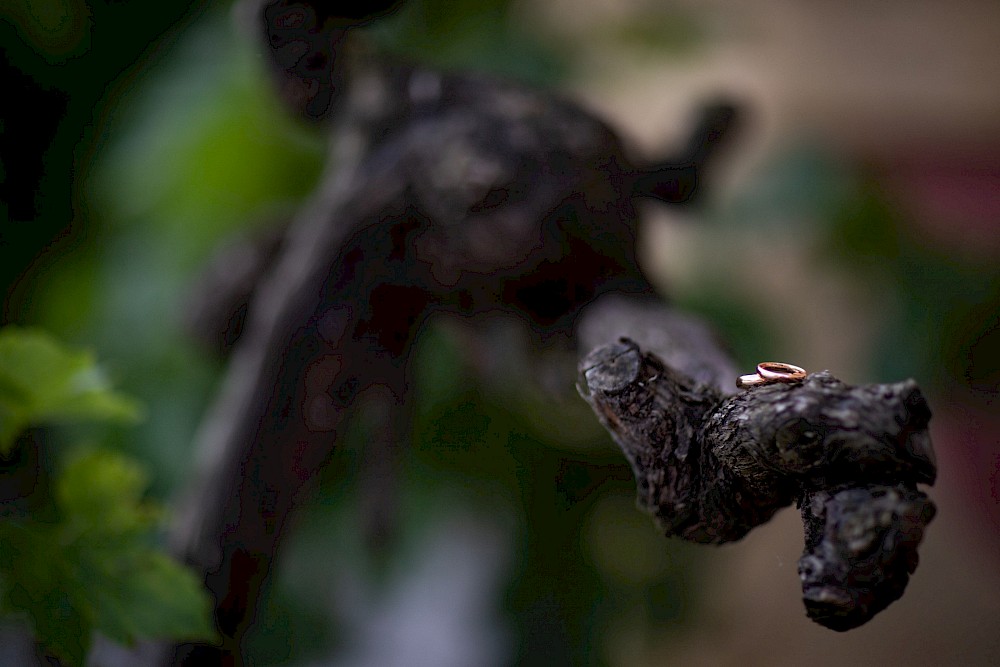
[736,361,807,389]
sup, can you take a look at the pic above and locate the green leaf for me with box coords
[57,449,216,644]
[81,550,215,645]
[0,402,27,455]
[0,327,142,453]
[0,449,215,664]
[0,522,93,667]
[57,448,158,537]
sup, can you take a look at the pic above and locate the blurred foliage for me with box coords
[680,143,1000,396]
[16,7,326,497]
[369,0,567,85]
[824,179,1000,391]
[0,0,213,305]
[604,13,704,58]
[0,0,93,64]
[0,328,141,453]
[89,19,325,260]
[0,329,214,666]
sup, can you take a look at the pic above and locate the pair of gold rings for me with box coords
[737,361,807,389]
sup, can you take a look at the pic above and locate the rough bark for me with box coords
[578,338,936,630]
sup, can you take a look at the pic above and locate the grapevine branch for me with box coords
[577,336,936,630]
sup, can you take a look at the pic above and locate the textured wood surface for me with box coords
[578,337,936,630]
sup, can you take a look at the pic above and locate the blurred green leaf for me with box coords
[60,449,214,646]
[56,448,158,537]
[0,522,91,667]
[601,9,706,57]
[92,14,325,262]
[0,449,214,665]
[369,0,567,85]
[80,550,215,647]
[0,327,142,453]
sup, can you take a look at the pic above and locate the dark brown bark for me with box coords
[578,338,936,630]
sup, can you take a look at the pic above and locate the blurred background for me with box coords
[2,0,998,665]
